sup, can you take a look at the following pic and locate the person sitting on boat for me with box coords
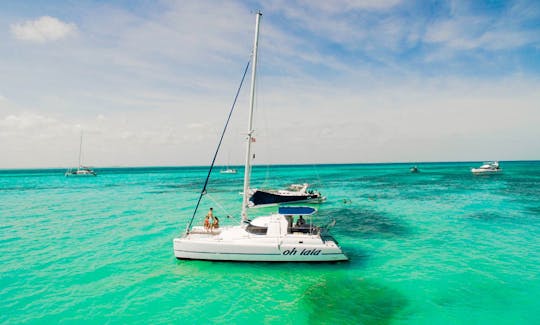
[204,208,214,231]
[296,215,306,227]
[204,215,211,231]
[212,216,219,230]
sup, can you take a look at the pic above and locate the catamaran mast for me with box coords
[241,11,262,222]
[78,131,83,171]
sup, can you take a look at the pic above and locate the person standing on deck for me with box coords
[204,208,214,231]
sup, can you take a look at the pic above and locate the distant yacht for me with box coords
[220,167,237,174]
[248,183,325,207]
[65,166,97,176]
[65,131,96,177]
[471,161,502,174]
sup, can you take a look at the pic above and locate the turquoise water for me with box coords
[1,162,539,324]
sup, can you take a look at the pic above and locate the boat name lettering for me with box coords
[282,248,322,256]
[301,248,321,256]
[282,248,298,255]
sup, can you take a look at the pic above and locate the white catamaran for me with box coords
[173,12,348,262]
[65,131,97,177]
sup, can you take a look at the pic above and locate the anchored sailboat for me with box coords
[172,12,347,262]
[220,156,237,174]
[65,131,96,177]
[220,167,237,174]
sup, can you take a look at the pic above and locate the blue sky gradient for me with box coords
[1,0,539,168]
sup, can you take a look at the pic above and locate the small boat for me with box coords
[471,161,502,174]
[249,183,325,207]
[65,131,97,177]
[65,166,97,176]
[220,167,237,174]
[410,166,419,173]
[173,12,347,262]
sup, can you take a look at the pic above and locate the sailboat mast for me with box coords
[241,11,262,222]
[78,131,83,171]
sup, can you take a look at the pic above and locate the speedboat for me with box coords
[410,166,419,173]
[173,12,347,262]
[220,168,237,174]
[249,183,325,207]
[471,161,502,174]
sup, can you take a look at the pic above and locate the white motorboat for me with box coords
[173,12,348,262]
[220,167,237,174]
[249,183,325,207]
[65,131,97,177]
[471,161,502,174]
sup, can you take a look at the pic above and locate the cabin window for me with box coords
[246,224,268,235]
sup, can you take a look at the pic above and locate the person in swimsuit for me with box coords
[212,216,219,230]
[204,208,214,231]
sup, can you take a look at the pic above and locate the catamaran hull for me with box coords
[65,172,97,176]
[173,237,348,262]
[471,168,502,174]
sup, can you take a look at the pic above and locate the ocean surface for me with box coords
[1,161,539,324]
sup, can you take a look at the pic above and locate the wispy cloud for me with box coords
[0,112,78,142]
[298,0,402,12]
[0,112,57,129]
[424,12,539,51]
[268,0,540,74]
[10,16,78,43]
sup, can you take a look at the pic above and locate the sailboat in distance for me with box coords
[220,167,237,174]
[172,12,348,262]
[65,131,97,176]
[220,155,237,174]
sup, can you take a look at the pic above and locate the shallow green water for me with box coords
[1,162,539,324]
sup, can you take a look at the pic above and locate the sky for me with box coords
[0,0,539,168]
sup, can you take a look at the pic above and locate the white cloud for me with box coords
[0,112,57,129]
[298,0,402,13]
[10,16,77,43]
[423,3,540,52]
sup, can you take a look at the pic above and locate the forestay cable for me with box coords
[184,60,251,234]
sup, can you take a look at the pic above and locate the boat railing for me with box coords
[290,226,320,235]
[320,233,340,245]
[188,226,222,235]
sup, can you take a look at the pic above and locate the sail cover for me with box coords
[278,206,316,215]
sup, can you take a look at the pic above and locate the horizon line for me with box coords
[1,159,539,171]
